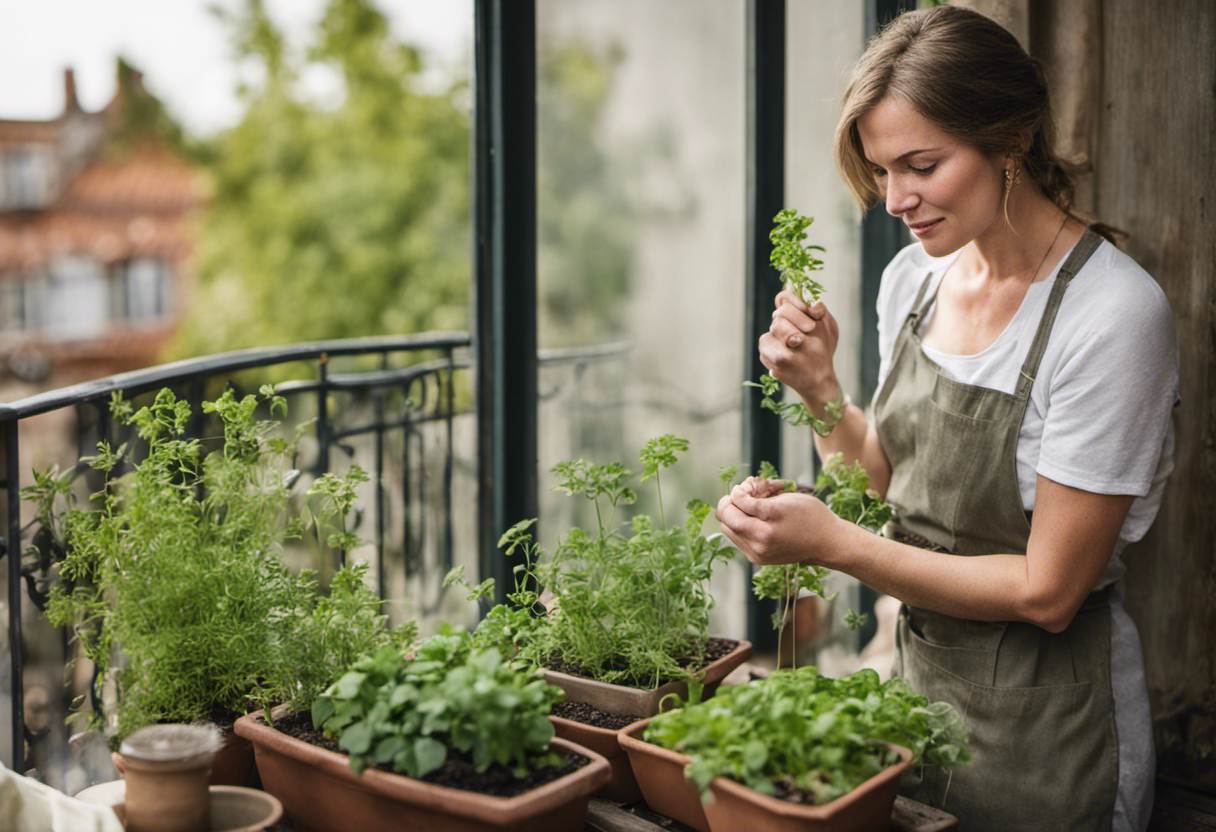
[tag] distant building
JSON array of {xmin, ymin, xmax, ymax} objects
[{"xmin": 0, "ymin": 62, "xmax": 201, "ymax": 390}]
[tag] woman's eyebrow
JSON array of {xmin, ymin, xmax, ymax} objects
[{"xmin": 866, "ymin": 147, "xmax": 943, "ymax": 165}]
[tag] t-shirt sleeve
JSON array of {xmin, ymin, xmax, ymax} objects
[
  {"xmin": 1036, "ymin": 275, "xmax": 1179, "ymax": 496},
  {"xmin": 874, "ymin": 243, "xmax": 923, "ymax": 395}
]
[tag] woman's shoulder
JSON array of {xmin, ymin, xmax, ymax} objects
[{"xmin": 1064, "ymin": 237, "xmax": 1174, "ymax": 333}]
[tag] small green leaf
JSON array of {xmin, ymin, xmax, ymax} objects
[{"xmin": 413, "ymin": 737, "xmax": 447, "ymax": 776}]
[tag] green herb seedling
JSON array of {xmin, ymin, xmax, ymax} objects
[{"xmin": 744, "ymin": 209, "xmax": 844, "ymax": 436}]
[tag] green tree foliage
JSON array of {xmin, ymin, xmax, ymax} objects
[{"xmin": 174, "ymin": 0, "xmax": 470, "ymax": 355}]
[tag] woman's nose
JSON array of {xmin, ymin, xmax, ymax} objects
[{"xmin": 885, "ymin": 178, "xmax": 920, "ymax": 217}]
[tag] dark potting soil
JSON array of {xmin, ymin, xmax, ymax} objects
[
  {"xmin": 266, "ymin": 711, "xmax": 589, "ymax": 798},
  {"xmin": 544, "ymin": 637, "xmax": 738, "ymax": 689},
  {"xmin": 771, "ymin": 779, "xmax": 824, "ymax": 805},
  {"xmin": 550, "ymin": 700, "xmax": 642, "ymax": 730}
]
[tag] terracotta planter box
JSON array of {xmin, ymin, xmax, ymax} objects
[
  {"xmin": 620, "ymin": 720, "xmax": 913, "ymax": 832},
  {"xmin": 547, "ymin": 714, "xmax": 646, "ymax": 803},
  {"xmin": 541, "ymin": 639, "xmax": 752, "ymax": 717},
  {"xmin": 234, "ymin": 713, "xmax": 610, "ymax": 832},
  {"xmin": 211, "ymin": 728, "xmax": 256, "ymax": 786},
  {"xmin": 617, "ymin": 720, "xmax": 709, "ymax": 832},
  {"xmin": 703, "ymin": 744, "xmax": 913, "ymax": 832}
]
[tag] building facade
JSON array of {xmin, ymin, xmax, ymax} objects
[{"xmin": 0, "ymin": 64, "xmax": 200, "ymax": 392}]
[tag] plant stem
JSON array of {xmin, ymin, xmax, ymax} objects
[
  {"xmin": 656, "ymin": 472, "xmax": 666, "ymax": 529},
  {"xmin": 789, "ymin": 565, "xmax": 797, "ymax": 671}
]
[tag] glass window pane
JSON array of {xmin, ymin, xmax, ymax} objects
[
  {"xmin": 784, "ymin": 2, "xmax": 874, "ymax": 672},
  {"xmin": 45, "ymin": 255, "xmax": 107, "ymax": 338},
  {"xmin": 536, "ymin": 0, "xmax": 748, "ymax": 638}
]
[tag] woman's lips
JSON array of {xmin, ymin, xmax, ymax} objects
[{"xmin": 908, "ymin": 218, "xmax": 944, "ymax": 236}]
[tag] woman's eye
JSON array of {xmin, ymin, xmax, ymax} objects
[
  {"xmin": 909, "ymin": 163, "xmax": 937, "ymax": 175},
  {"xmin": 871, "ymin": 167, "xmax": 887, "ymax": 178}
]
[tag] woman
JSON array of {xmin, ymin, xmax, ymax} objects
[{"xmin": 717, "ymin": 7, "xmax": 1177, "ymax": 832}]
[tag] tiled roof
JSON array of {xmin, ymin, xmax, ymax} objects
[{"xmin": 0, "ymin": 145, "xmax": 203, "ymax": 272}]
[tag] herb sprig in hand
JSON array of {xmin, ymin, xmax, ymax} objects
[{"xmin": 745, "ymin": 209, "xmax": 845, "ymax": 437}]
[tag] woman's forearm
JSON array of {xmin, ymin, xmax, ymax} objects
[{"xmin": 830, "ymin": 520, "xmax": 1049, "ymax": 628}]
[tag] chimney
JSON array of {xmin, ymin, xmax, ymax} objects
[{"xmin": 63, "ymin": 67, "xmax": 80, "ymax": 114}]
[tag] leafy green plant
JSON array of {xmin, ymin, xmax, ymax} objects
[
  {"xmin": 36, "ymin": 387, "xmax": 409, "ymax": 740},
  {"xmin": 644, "ymin": 666, "xmax": 969, "ymax": 804},
  {"xmin": 311, "ymin": 632, "xmax": 563, "ymax": 780},
  {"xmin": 458, "ymin": 436, "xmax": 735, "ymax": 689},
  {"xmin": 739, "ymin": 455, "xmax": 893, "ymax": 666},
  {"xmin": 744, "ymin": 209, "xmax": 845, "ymax": 436}
]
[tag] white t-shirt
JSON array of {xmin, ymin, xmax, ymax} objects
[
  {"xmin": 875, "ymin": 236, "xmax": 1176, "ymax": 832},
  {"xmin": 875, "ymin": 236, "xmax": 1179, "ymax": 586}
]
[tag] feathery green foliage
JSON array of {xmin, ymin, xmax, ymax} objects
[
  {"xmin": 744, "ymin": 209, "xmax": 845, "ymax": 436},
  {"xmin": 36, "ymin": 387, "xmax": 410, "ymax": 739},
  {"xmin": 457, "ymin": 436, "xmax": 735, "ymax": 689}
]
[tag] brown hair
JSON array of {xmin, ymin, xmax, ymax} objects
[{"xmin": 833, "ymin": 5, "xmax": 1122, "ymax": 243}]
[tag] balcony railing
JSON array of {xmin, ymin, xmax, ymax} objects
[{"xmin": 0, "ymin": 332, "xmax": 628, "ymax": 785}]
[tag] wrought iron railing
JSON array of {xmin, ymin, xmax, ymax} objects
[
  {"xmin": 0, "ymin": 333, "xmax": 639, "ymax": 782},
  {"xmin": 0, "ymin": 333, "xmax": 480, "ymax": 781}
]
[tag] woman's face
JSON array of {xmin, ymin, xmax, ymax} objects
[{"xmin": 856, "ymin": 95, "xmax": 1005, "ymax": 257}]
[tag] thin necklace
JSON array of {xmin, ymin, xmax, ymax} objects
[{"xmin": 1031, "ymin": 212, "xmax": 1070, "ymax": 283}]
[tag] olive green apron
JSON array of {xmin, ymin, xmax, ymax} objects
[{"xmin": 873, "ymin": 228, "xmax": 1118, "ymax": 831}]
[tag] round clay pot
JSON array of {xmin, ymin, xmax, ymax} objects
[{"xmin": 116, "ymin": 724, "xmax": 223, "ymax": 832}]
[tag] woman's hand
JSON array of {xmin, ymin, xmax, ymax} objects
[
  {"xmin": 759, "ymin": 290, "xmax": 841, "ymax": 405},
  {"xmin": 715, "ymin": 477, "xmax": 848, "ymax": 568}
]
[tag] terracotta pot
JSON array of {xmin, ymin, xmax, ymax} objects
[
  {"xmin": 113, "ymin": 726, "xmax": 256, "ymax": 788},
  {"xmin": 703, "ymin": 745, "xmax": 913, "ymax": 832},
  {"xmin": 547, "ymin": 714, "xmax": 646, "ymax": 803},
  {"xmin": 234, "ymin": 712, "xmax": 611, "ymax": 832},
  {"xmin": 116, "ymin": 724, "xmax": 222, "ymax": 832},
  {"xmin": 111, "ymin": 785, "xmax": 284, "ymax": 832},
  {"xmin": 616, "ymin": 720, "xmax": 708, "ymax": 832},
  {"xmin": 541, "ymin": 638, "xmax": 753, "ymax": 717},
  {"xmin": 210, "ymin": 728, "xmax": 256, "ymax": 787}
]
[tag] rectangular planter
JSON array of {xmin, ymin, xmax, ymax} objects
[
  {"xmin": 703, "ymin": 745, "xmax": 913, "ymax": 832},
  {"xmin": 616, "ymin": 720, "xmax": 709, "ymax": 832},
  {"xmin": 234, "ymin": 712, "xmax": 610, "ymax": 832},
  {"xmin": 547, "ymin": 714, "xmax": 647, "ymax": 803},
  {"xmin": 541, "ymin": 638, "xmax": 752, "ymax": 717}
]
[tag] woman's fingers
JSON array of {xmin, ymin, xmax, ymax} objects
[
  {"xmin": 775, "ymin": 290, "xmax": 829, "ymax": 320},
  {"xmin": 732, "ymin": 489, "xmax": 775, "ymax": 519},
  {"xmin": 716, "ymin": 498, "xmax": 769, "ymax": 555},
  {"xmin": 770, "ymin": 316, "xmax": 807, "ymax": 348},
  {"xmin": 757, "ymin": 332, "xmax": 790, "ymax": 374},
  {"xmin": 772, "ymin": 303, "xmax": 816, "ymax": 335},
  {"xmin": 774, "ymin": 288, "xmax": 808, "ymax": 312}
]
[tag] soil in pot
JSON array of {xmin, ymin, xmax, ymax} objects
[
  {"xmin": 236, "ymin": 711, "xmax": 611, "ymax": 832},
  {"xmin": 544, "ymin": 638, "xmax": 739, "ymax": 689},
  {"xmin": 548, "ymin": 702, "xmax": 646, "ymax": 803}
]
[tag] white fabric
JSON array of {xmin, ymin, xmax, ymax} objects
[
  {"xmin": 874, "ymin": 237, "xmax": 1176, "ymax": 832},
  {"xmin": 876, "ymin": 237, "xmax": 1179, "ymax": 586},
  {"xmin": 0, "ymin": 763, "xmax": 125, "ymax": 832}
]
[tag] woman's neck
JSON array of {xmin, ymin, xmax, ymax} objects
[{"xmin": 962, "ymin": 187, "xmax": 1072, "ymax": 285}]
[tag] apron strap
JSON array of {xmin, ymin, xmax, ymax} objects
[
  {"xmin": 1015, "ymin": 227, "xmax": 1104, "ymax": 397},
  {"xmin": 905, "ymin": 269, "xmax": 938, "ymax": 330}
]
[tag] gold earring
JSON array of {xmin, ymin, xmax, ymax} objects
[{"xmin": 1004, "ymin": 163, "xmax": 1022, "ymax": 191}]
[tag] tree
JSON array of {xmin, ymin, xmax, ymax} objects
[{"xmin": 173, "ymin": 0, "xmax": 470, "ymax": 356}]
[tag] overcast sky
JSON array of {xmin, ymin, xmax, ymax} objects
[{"xmin": 0, "ymin": 0, "xmax": 472, "ymax": 136}]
